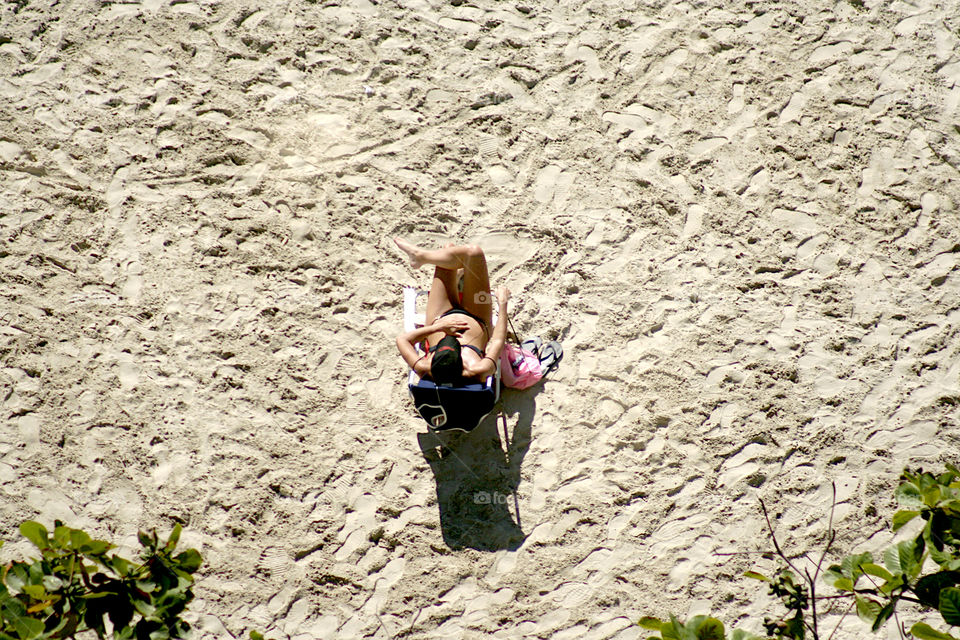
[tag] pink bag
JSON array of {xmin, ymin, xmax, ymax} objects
[{"xmin": 499, "ymin": 343, "xmax": 543, "ymax": 389}]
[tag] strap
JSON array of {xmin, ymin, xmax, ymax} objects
[
  {"xmin": 463, "ymin": 344, "xmax": 484, "ymax": 357},
  {"xmin": 507, "ymin": 313, "xmax": 522, "ymax": 348}
]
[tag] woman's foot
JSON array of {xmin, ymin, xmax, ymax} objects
[{"xmin": 394, "ymin": 237, "xmax": 425, "ymax": 269}]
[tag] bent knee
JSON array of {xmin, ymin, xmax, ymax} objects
[{"xmin": 463, "ymin": 244, "xmax": 484, "ymax": 258}]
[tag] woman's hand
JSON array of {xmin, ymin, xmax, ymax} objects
[
  {"xmin": 495, "ymin": 285, "xmax": 511, "ymax": 306},
  {"xmin": 433, "ymin": 315, "xmax": 470, "ymax": 335}
]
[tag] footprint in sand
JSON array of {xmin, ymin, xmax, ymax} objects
[
  {"xmin": 34, "ymin": 107, "xmax": 74, "ymax": 136},
  {"xmin": 18, "ymin": 414, "xmax": 41, "ymax": 452},
  {"xmin": 532, "ymin": 164, "xmax": 576, "ymax": 211},
  {"xmin": 256, "ymin": 546, "xmax": 292, "ymax": 579},
  {"xmin": 122, "ymin": 267, "xmax": 143, "ymax": 305},
  {"xmin": 477, "ymin": 135, "xmax": 499, "ymax": 161},
  {"xmin": 224, "ymin": 127, "xmax": 271, "ymax": 151},
  {"xmin": 485, "ymin": 198, "xmax": 511, "ymax": 216},
  {"xmin": 478, "ymin": 136, "xmax": 514, "ymax": 186},
  {"xmin": 779, "ymin": 91, "xmax": 806, "ymax": 124},
  {"xmin": 809, "ymin": 41, "xmax": 853, "ymax": 65},
  {"xmin": 728, "ymin": 83, "xmax": 745, "ymax": 114},
  {"xmin": 552, "ymin": 581, "xmax": 594, "ymax": 608},
  {"xmin": 117, "ymin": 358, "xmax": 139, "ymax": 391},
  {"xmin": 866, "ymin": 419, "xmax": 940, "ymax": 458},
  {"xmin": 334, "ymin": 493, "xmax": 378, "ymax": 561},
  {"xmin": 477, "ymin": 231, "xmax": 539, "ymax": 276},
  {"xmin": 619, "ymin": 26, "xmax": 662, "ymax": 72},
  {"xmin": 655, "ymin": 48, "xmax": 689, "ymax": 83},
  {"xmin": 90, "ymin": 486, "xmax": 143, "ymax": 522},
  {"xmin": 681, "ymin": 204, "xmax": 705, "ymax": 239},
  {"xmin": 67, "ymin": 286, "xmax": 121, "ymax": 307},
  {"xmin": 27, "ymin": 488, "xmax": 77, "ymax": 525},
  {"xmin": 717, "ymin": 442, "xmax": 768, "ymax": 487},
  {"xmin": 566, "ymin": 44, "xmax": 605, "ymax": 80}
]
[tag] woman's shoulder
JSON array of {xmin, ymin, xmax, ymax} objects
[{"xmin": 413, "ymin": 357, "xmax": 431, "ymax": 377}]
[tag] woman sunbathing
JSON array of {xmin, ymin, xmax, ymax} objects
[{"xmin": 394, "ymin": 239, "xmax": 510, "ymax": 384}]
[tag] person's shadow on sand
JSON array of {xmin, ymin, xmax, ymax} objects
[{"xmin": 417, "ymin": 388, "xmax": 537, "ymax": 551}]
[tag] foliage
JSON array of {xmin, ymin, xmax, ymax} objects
[
  {"xmin": 638, "ymin": 614, "xmax": 764, "ymax": 639},
  {"xmin": 0, "ymin": 520, "xmax": 202, "ymax": 640},
  {"xmin": 639, "ymin": 466, "xmax": 960, "ymax": 640}
]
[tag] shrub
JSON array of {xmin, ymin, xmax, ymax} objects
[
  {"xmin": 640, "ymin": 466, "xmax": 960, "ymax": 640},
  {"xmin": 0, "ymin": 521, "xmax": 201, "ymax": 640}
]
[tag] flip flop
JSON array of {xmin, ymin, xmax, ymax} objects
[
  {"xmin": 521, "ymin": 337, "xmax": 542, "ymax": 357},
  {"xmin": 538, "ymin": 341, "xmax": 563, "ymax": 376}
]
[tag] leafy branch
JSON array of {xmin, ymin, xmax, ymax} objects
[
  {"xmin": 0, "ymin": 521, "xmax": 202, "ymax": 640},
  {"xmin": 639, "ymin": 466, "xmax": 960, "ymax": 640}
]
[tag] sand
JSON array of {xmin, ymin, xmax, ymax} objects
[{"xmin": 2, "ymin": 0, "xmax": 960, "ymax": 637}]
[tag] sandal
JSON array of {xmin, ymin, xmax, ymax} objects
[
  {"xmin": 521, "ymin": 337, "xmax": 542, "ymax": 358},
  {"xmin": 538, "ymin": 341, "xmax": 563, "ymax": 376}
]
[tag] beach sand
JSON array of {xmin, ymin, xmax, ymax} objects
[{"xmin": 2, "ymin": 0, "xmax": 959, "ymax": 637}]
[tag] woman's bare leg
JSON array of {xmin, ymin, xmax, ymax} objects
[
  {"xmin": 394, "ymin": 237, "xmax": 474, "ymax": 270},
  {"xmin": 425, "ymin": 267, "xmax": 458, "ymax": 325},
  {"xmin": 394, "ymin": 238, "xmax": 492, "ymax": 325},
  {"xmin": 457, "ymin": 245, "xmax": 493, "ymax": 327}
]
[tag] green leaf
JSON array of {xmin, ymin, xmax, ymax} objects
[
  {"xmin": 172, "ymin": 549, "xmax": 202, "ymax": 573},
  {"xmin": 855, "ymin": 596, "xmax": 880, "ymax": 623},
  {"xmin": 132, "ymin": 597, "xmax": 156, "ymax": 618},
  {"xmin": 638, "ymin": 617, "xmax": 664, "ymax": 631},
  {"xmin": 832, "ymin": 577, "xmax": 855, "ymax": 591},
  {"xmin": 166, "ymin": 524, "xmax": 182, "ymax": 552},
  {"xmin": 249, "ymin": 633, "xmax": 265, "ymax": 640},
  {"xmin": 823, "ymin": 566, "xmax": 845, "ymax": 587},
  {"xmin": 661, "ymin": 615, "xmax": 686, "ymax": 640},
  {"xmin": 885, "ymin": 540, "xmax": 921, "ymax": 578},
  {"xmin": 910, "ymin": 622, "xmax": 960, "ymax": 640},
  {"xmin": 924, "ymin": 486, "xmax": 944, "ymax": 507},
  {"xmin": 0, "ymin": 599, "xmax": 44, "ymax": 640},
  {"xmin": 730, "ymin": 632, "xmax": 764, "ymax": 640},
  {"xmin": 41, "ymin": 575, "xmax": 63, "ymax": 591},
  {"xmin": 743, "ymin": 571, "xmax": 769, "ymax": 582},
  {"xmin": 52, "ymin": 526, "xmax": 70, "ymax": 549},
  {"xmin": 137, "ymin": 530, "xmax": 154, "ymax": 550},
  {"xmin": 940, "ymin": 587, "xmax": 960, "ymax": 626},
  {"xmin": 691, "ymin": 617, "xmax": 724, "ymax": 640},
  {"xmin": 80, "ymin": 540, "xmax": 112, "ymax": 556},
  {"xmin": 880, "ymin": 573, "xmax": 906, "ymax": 595},
  {"xmin": 860, "ymin": 563, "xmax": 893, "ymax": 582},
  {"xmin": 842, "ymin": 552, "xmax": 872, "ymax": 580},
  {"xmin": 942, "ymin": 500, "xmax": 960, "ymax": 514},
  {"xmin": 68, "ymin": 529, "xmax": 92, "ymax": 551},
  {"xmin": 113, "ymin": 628, "xmax": 136, "ymax": 640},
  {"xmin": 930, "ymin": 545, "xmax": 957, "ymax": 568},
  {"xmin": 915, "ymin": 572, "xmax": 960, "ymax": 608},
  {"xmin": 106, "ymin": 555, "xmax": 132, "ymax": 577},
  {"xmin": 20, "ymin": 585, "xmax": 45, "ymax": 600},
  {"xmin": 17, "ymin": 523, "xmax": 48, "ymax": 551},
  {"xmin": 897, "ymin": 482, "xmax": 924, "ymax": 508},
  {"xmin": 871, "ymin": 600, "xmax": 896, "ymax": 632},
  {"xmin": 135, "ymin": 580, "xmax": 156, "ymax": 593},
  {"xmin": 892, "ymin": 510, "xmax": 921, "ymax": 531}
]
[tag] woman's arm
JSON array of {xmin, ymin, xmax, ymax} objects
[
  {"xmin": 396, "ymin": 316, "xmax": 469, "ymax": 371},
  {"xmin": 465, "ymin": 286, "xmax": 510, "ymax": 379}
]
